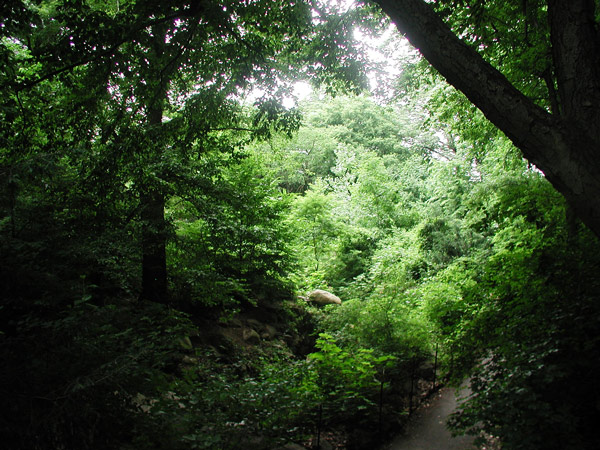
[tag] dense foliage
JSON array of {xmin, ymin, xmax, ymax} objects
[
  {"xmin": 267, "ymin": 92, "xmax": 600, "ymax": 449},
  {"xmin": 0, "ymin": 1, "xmax": 374, "ymax": 448},
  {"xmin": 2, "ymin": 1, "xmax": 600, "ymax": 449}
]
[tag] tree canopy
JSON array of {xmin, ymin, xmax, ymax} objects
[{"xmin": 372, "ymin": 0, "xmax": 600, "ymax": 237}]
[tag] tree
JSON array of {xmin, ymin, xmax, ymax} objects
[
  {"xmin": 1, "ymin": 0, "xmax": 373, "ymax": 303},
  {"xmin": 0, "ymin": 3, "xmax": 378, "ymax": 447},
  {"xmin": 371, "ymin": 0, "xmax": 600, "ymax": 237},
  {"xmin": 288, "ymin": 184, "xmax": 340, "ymax": 275},
  {"xmin": 169, "ymin": 152, "xmax": 294, "ymax": 308},
  {"xmin": 441, "ymin": 171, "xmax": 600, "ymax": 450}
]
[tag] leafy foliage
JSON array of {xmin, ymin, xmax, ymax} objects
[
  {"xmin": 280, "ymin": 85, "xmax": 600, "ymax": 449},
  {"xmin": 0, "ymin": 297, "xmax": 195, "ymax": 449},
  {"xmin": 307, "ymin": 333, "xmax": 395, "ymax": 419},
  {"xmin": 168, "ymin": 152, "xmax": 294, "ymax": 310},
  {"xmin": 0, "ymin": 1, "xmax": 378, "ymax": 448},
  {"xmin": 2, "ymin": 1, "xmax": 600, "ymax": 448}
]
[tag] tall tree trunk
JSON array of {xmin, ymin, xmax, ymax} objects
[
  {"xmin": 140, "ymin": 189, "xmax": 168, "ymax": 302},
  {"xmin": 371, "ymin": 0, "xmax": 600, "ymax": 237},
  {"xmin": 138, "ymin": 22, "xmax": 174, "ymax": 303},
  {"xmin": 140, "ymin": 104, "xmax": 168, "ymax": 303},
  {"xmin": 548, "ymin": 0, "xmax": 600, "ymax": 131}
]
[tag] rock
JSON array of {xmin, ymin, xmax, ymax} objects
[
  {"xmin": 132, "ymin": 393, "xmax": 155, "ymax": 413},
  {"xmin": 308, "ymin": 289, "xmax": 342, "ymax": 306},
  {"xmin": 317, "ymin": 440, "xmax": 333, "ymax": 450},
  {"xmin": 242, "ymin": 327, "xmax": 261, "ymax": 344},
  {"xmin": 181, "ymin": 355, "xmax": 198, "ymax": 365},
  {"xmin": 277, "ymin": 443, "xmax": 307, "ymax": 450},
  {"xmin": 263, "ymin": 324, "xmax": 278, "ymax": 339},
  {"xmin": 223, "ymin": 317, "xmax": 243, "ymax": 328},
  {"xmin": 247, "ymin": 318, "xmax": 263, "ymax": 330},
  {"xmin": 246, "ymin": 435, "xmax": 266, "ymax": 447}
]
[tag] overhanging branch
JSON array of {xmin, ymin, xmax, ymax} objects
[{"xmin": 371, "ymin": 0, "xmax": 600, "ymax": 235}]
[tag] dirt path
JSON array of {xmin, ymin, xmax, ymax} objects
[{"xmin": 381, "ymin": 386, "xmax": 475, "ymax": 450}]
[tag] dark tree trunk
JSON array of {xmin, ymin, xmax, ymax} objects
[
  {"xmin": 140, "ymin": 188, "xmax": 168, "ymax": 303},
  {"xmin": 372, "ymin": 0, "xmax": 600, "ymax": 237},
  {"xmin": 548, "ymin": 0, "xmax": 600, "ymax": 129},
  {"xmin": 139, "ymin": 103, "xmax": 168, "ymax": 303},
  {"xmin": 138, "ymin": 22, "xmax": 173, "ymax": 303}
]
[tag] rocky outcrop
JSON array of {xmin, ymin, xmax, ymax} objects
[
  {"xmin": 242, "ymin": 327, "xmax": 261, "ymax": 344},
  {"xmin": 307, "ymin": 289, "xmax": 342, "ymax": 306},
  {"xmin": 180, "ymin": 296, "xmax": 318, "ymax": 361}
]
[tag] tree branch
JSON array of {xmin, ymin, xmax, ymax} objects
[
  {"xmin": 9, "ymin": 11, "xmax": 199, "ymax": 93},
  {"xmin": 371, "ymin": 0, "xmax": 600, "ymax": 235}
]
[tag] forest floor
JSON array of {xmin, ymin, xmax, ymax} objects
[{"xmin": 379, "ymin": 384, "xmax": 476, "ymax": 450}]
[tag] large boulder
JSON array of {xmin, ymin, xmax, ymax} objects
[{"xmin": 308, "ymin": 289, "xmax": 342, "ymax": 306}]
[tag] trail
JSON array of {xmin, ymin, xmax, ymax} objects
[{"xmin": 381, "ymin": 385, "xmax": 475, "ymax": 450}]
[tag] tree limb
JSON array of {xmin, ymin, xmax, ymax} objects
[{"xmin": 371, "ymin": 0, "xmax": 600, "ymax": 236}]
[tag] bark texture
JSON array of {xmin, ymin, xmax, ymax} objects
[
  {"xmin": 140, "ymin": 102, "xmax": 168, "ymax": 303},
  {"xmin": 140, "ymin": 188, "xmax": 168, "ymax": 303},
  {"xmin": 372, "ymin": 0, "xmax": 600, "ymax": 236},
  {"xmin": 139, "ymin": 26, "xmax": 171, "ymax": 303},
  {"xmin": 548, "ymin": 0, "xmax": 600, "ymax": 128}
]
